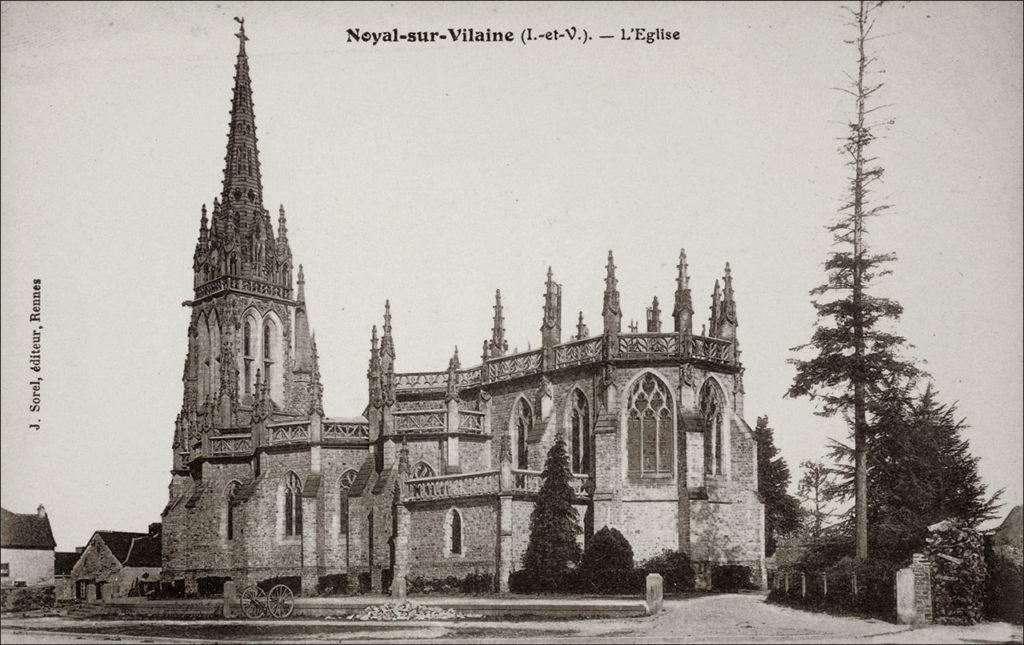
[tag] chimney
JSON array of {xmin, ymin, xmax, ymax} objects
[
  {"xmin": 75, "ymin": 546, "xmax": 85, "ymax": 554},
  {"xmin": 36, "ymin": 504, "xmax": 46, "ymax": 518}
]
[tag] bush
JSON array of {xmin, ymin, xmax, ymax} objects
[
  {"xmin": 711, "ymin": 565, "xmax": 754, "ymax": 591},
  {"xmin": 153, "ymin": 579, "xmax": 185, "ymax": 599},
  {"xmin": 986, "ymin": 551, "xmax": 1023, "ymax": 625},
  {"xmin": 641, "ymin": 550, "xmax": 695, "ymax": 593},
  {"xmin": 580, "ymin": 526, "xmax": 634, "ymax": 573},
  {"xmin": 0, "ymin": 586, "xmax": 54, "ymax": 613},
  {"xmin": 580, "ymin": 567, "xmax": 646, "ymax": 595},
  {"xmin": 357, "ymin": 572, "xmax": 372, "ymax": 594},
  {"xmin": 508, "ymin": 569, "xmax": 535, "ymax": 594}
]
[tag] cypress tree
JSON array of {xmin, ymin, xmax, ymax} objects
[
  {"xmin": 522, "ymin": 435, "xmax": 582, "ymax": 591},
  {"xmin": 753, "ymin": 416, "xmax": 803, "ymax": 556}
]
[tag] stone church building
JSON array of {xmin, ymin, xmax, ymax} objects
[{"xmin": 161, "ymin": 23, "xmax": 766, "ymax": 595}]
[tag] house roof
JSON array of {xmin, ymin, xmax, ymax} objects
[
  {"xmin": 0, "ymin": 507, "xmax": 56, "ymax": 550},
  {"xmin": 92, "ymin": 531, "xmax": 147, "ymax": 562},
  {"xmin": 122, "ymin": 533, "xmax": 161, "ymax": 568},
  {"xmin": 54, "ymin": 551, "xmax": 81, "ymax": 576},
  {"xmin": 993, "ymin": 505, "xmax": 1022, "ymax": 549}
]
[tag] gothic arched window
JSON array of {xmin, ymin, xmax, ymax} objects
[
  {"xmin": 226, "ymin": 481, "xmax": 240, "ymax": 540},
  {"xmin": 262, "ymin": 321, "xmax": 273, "ymax": 390},
  {"xmin": 449, "ymin": 509, "xmax": 463, "ymax": 555},
  {"xmin": 699, "ymin": 380, "xmax": 725, "ymax": 476},
  {"xmin": 513, "ymin": 399, "xmax": 532, "ymax": 469},
  {"xmin": 243, "ymin": 320, "xmax": 254, "ymax": 394},
  {"xmin": 570, "ymin": 390, "xmax": 591, "ymax": 474},
  {"xmin": 413, "ymin": 462, "xmax": 436, "ymax": 479},
  {"xmin": 339, "ymin": 469, "xmax": 357, "ymax": 536},
  {"xmin": 626, "ymin": 373, "xmax": 673, "ymax": 476},
  {"xmin": 284, "ymin": 472, "xmax": 303, "ymax": 537}
]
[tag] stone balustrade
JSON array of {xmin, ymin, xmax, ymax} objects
[
  {"xmin": 207, "ymin": 433, "xmax": 253, "ymax": 457},
  {"xmin": 322, "ymin": 419, "xmax": 369, "ymax": 441},
  {"xmin": 393, "ymin": 333, "xmax": 736, "ymax": 394},
  {"xmin": 458, "ymin": 410, "xmax": 485, "ymax": 433},
  {"xmin": 394, "ymin": 410, "xmax": 446, "ymax": 433},
  {"xmin": 404, "ymin": 470, "xmax": 500, "ymax": 502},
  {"xmin": 194, "ymin": 275, "xmax": 292, "ymax": 302},
  {"xmin": 266, "ymin": 421, "xmax": 311, "ymax": 446}
]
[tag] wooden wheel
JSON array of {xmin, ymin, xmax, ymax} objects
[
  {"xmin": 267, "ymin": 584, "xmax": 295, "ymax": 618},
  {"xmin": 240, "ymin": 585, "xmax": 268, "ymax": 619}
]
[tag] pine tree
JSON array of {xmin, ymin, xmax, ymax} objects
[
  {"xmin": 797, "ymin": 458, "xmax": 839, "ymax": 544},
  {"xmin": 786, "ymin": 0, "xmax": 919, "ymax": 559},
  {"xmin": 522, "ymin": 435, "xmax": 582, "ymax": 591},
  {"xmin": 753, "ymin": 416, "xmax": 802, "ymax": 556},
  {"xmin": 827, "ymin": 380, "xmax": 1002, "ymax": 562}
]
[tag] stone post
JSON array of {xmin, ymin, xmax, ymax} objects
[
  {"xmin": 393, "ymin": 504, "xmax": 410, "ymax": 600},
  {"xmin": 800, "ymin": 573, "xmax": 806, "ymax": 598},
  {"xmin": 222, "ymin": 580, "xmax": 238, "ymax": 618},
  {"xmin": 645, "ymin": 573, "xmax": 664, "ymax": 615},
  {"xmin": 912, "ymin": 553, "xmax": 933, "ymax": 624}
]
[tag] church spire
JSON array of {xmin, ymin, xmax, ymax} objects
[
  {"xmin": 221, "ymin": 17, "xmax": 264, "ymax": 212},
  {"xmin": 292, "ymin": 264, "xmax": 314, "ymax": 373},
  {"xmin": 709, "ymin": 279, "xmax": 722, "ymax": 337},
  {"xmin": 717, "ymin": 262, "xmax": 738, "ymax": 341},
  {"xmin": 602, "ymin": 250, "xmax": 622, "ymax": 334},
  {"xmin": 489, "ymin": 289, "xmax": 507, "ymax": 358},
  {"xmin": 673, "ymin": 248, "xmax": 694, "ymax": 335},
  {"xmin": 380, "ymin": 300, "xmax": 395, "ymax": 368}
]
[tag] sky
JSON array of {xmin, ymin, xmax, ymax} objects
[{"xmin": 1, "ymin": 1, "xmax": 1021, "ymax": 551}]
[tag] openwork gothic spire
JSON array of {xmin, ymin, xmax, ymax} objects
[
  {"xmin": 602, "ymin": 250, "xmax": 622, "ymax": 334},
  {"xmin": 221, "ymin": 17, "xmax": 263, "ymax": 210},
  {"xmin": 489, "ymin": 289, "xmax": 508, "ymax": 358},
  {"xmin": 541, "ymin": 267, "xmax": 562, "ymax": 347},
  {"xmin": 673, "ymin": 248, "xmax": 694, "ymax": 335},
  {"xmin": 709, "ymin": 279, "xmax": 722, "ymax": 337},
  {"xmin": 380, "ymin": 300, "xmax": 395, "ymax": 365}
]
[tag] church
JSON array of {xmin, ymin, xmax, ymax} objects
[{"xmin": 160, "ymin": 22, "xmax": 766, "ymax": 596}]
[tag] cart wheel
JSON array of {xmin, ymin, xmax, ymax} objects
[
  {"xmin": 267, "ymin": 583, "xmax": 295, "ymax": 618},
  {"xmin": 240, "ymin": 585, "xmax": 268, "ymax": 619}
]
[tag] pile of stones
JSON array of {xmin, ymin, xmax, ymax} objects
[{"xmin": 341, "ymin": 601, "xmax": 482, "ymax": 621}]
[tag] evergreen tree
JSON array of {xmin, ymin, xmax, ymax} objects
[
  {"xmin": 797, "ymin": 458, "xmax": 839, "ymax": 544},
  {"xmin": 827, "ymin": 380, "xmax": 1002, "ymax": 562},
  {"xmin": 753, "ymin": 416, "xmax": 802, "ymax": 556},
  {"xmin": 522, "ymin": 435, "xmax": 582, "ymax": 591},
  {"xmin": 786, "ymin": 0, "xmax": 919, "ymax": 559}
]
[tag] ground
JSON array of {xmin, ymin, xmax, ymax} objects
[{"xmin": 1, "ymin": 593, "xmax": 1021, "ymax": 643}]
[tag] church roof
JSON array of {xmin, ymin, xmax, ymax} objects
[{"xmin": 0, "ymin": 506, "xmax": 56, "ymax": 550}]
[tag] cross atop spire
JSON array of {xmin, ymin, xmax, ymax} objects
[{"xmin": 234, "ymin": 17, "xmax": 248, "ymax": 46}]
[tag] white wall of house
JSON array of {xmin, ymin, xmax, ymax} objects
[{"xmin": 0, "ymin": 548, "xmax": 54, "ymax": 586}]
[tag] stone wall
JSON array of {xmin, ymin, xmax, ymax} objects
[{"xmin": 407, "ymin": 500, "xmax": 498, "ymax": 578}]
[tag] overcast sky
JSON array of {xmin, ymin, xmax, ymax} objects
[{"xmin": 2, "ymin": 1, "xmax": 1021, "ymax": 550}]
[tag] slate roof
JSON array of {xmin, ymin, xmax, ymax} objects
[
  {"xmin": 0, "ymin": 507, "xmax": 56, "ymax": 550},
  {"xmin": 54, "ymin": 551, "xmax": 81, "ymax": 576},
  {"xmin": 93, "ymin": 531, "xmax": 147, "ymax": 562},
  {"xmin": 123, "ymin": 533, "xmax": 162, "ymax": 568}
]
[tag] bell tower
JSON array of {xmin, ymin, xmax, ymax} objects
[{"xmin": 174, "ymin": 20, "xmax": 313, "ymax": 473}]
